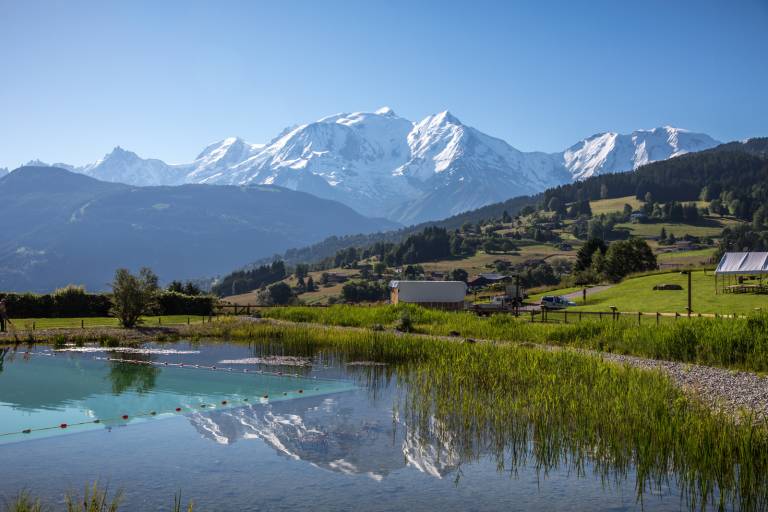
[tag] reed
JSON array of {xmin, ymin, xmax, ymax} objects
[
  {"xmin": 259, "ymin": 305, "xmax": 768, "ymax": 372},
  {"xmin": 186, "ymin": 319, "xmax": 768, "ymax": 510},
  {"xmin": 3, "ymin": 491, "xmax": 44, "ymax": 512}
]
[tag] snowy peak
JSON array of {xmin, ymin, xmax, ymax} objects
[
  {"xmin": 562, "ymin": 126, "xmax": 719, "ymax": 180},
  {"xmin": 33, "ymin": 111, "xmax": 722, "ymax": 223},
  {"xmin": 188, "ymin": 137, "xmax": 264, "ymax": 183}
]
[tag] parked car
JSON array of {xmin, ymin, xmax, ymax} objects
[{"xmin": 540, "ymin": 295, "xmax": 576, "ymax": 310}]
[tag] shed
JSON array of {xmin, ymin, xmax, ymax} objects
[
  {"xmin": 389, "ymin": 280, "xmax": 467, "ymax": 310},
  {"xmin": 714, "ymin": 252, "xmax": 768, "ymax": 294}
]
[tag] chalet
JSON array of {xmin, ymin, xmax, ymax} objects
[
  {"xmin": 389, "ymin": 280, "xmax": 467, "ymax": 310},
  {"xmin": 322, "ymin": 272, "xmax": 349, "ymax": 284},
  {"xmin": 467, "ymin": 273, "xmax": 511, "ymax": 288}
]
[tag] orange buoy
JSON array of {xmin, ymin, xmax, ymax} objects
[
  {"xmin": 175, "ymin": 407, "xmax": 182, "ymax": 412},
  {"xmin": 60, "ymin": 423, "xmax": 68, "ymax": 429},
  {"xmin": 122, "ymin": 415, "xmax": 129, "ymax": 420}
]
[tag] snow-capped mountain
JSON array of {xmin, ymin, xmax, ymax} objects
[
  {"xmin": 562, "ymin": 126, "xmax": 720, "ymax": 180},
  {"xmin": 72, "ymin": 146, "xmax": 187, "ymax": 186},
  {"xmin": 31, "ymin": 109, "xmax": 720, "ymax": 223}
]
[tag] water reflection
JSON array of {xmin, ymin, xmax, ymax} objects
[
  {"xmin": 187, "ymin": 390, "xmax": 461, "ymax": 481},
  {"xmin": 108, "ymin": 355, "xmax": 159, "ymax": 394}
]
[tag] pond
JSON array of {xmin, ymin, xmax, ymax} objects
[{"xmin": 0, "ymin": 341, "xmax": 736, "ymax": 511}]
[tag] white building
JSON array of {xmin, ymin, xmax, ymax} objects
[{"xmin": 389, "ymin": 280, "xmax": 467, "ymax": 310}]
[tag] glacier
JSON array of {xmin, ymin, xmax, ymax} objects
[{"xmin": 29, "ymin": 109, "xmax": 720, "ymax": 224}]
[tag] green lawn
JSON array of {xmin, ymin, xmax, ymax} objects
[
  {"xmin": 7, "ymin": 315, "xmax": 207, "ymax": 330},
  {"xmin": 563, "ymin": 271, "xmax": 768, "ymax": 314}
]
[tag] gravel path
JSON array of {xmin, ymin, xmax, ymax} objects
[{"xmin": 596, "ymin": 352, "xmax": 768, "ymax": 422}]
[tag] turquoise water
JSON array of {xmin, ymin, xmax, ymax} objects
[
  {"xmin": 0, "ymin": 349, "xmax": 353, "ymax": 444},
  {"xmin": 0, "ymin": 342, "xmax": 714, "ymax": 510}
]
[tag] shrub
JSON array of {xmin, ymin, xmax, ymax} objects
[
  {"xmin": 155, "ymin": 291, "xmax": 215, "ymax": 316},
  {"xmin": 110, "ymin": 268, "xmax": 158, "ymax": 328}
]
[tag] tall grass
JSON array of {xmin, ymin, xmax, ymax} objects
[
  {"xmin": 3, "ymin": 491, "xmax": 44, "ymax": 512},
  {"xmin": 259, "ymin": 305, "xmax": 768, "ymax": 372},
  {"xmin": 186, "ymin": 320, "xmax": 768, "ymax": 510},
  {"xmin": 2, "ymin": 485, "xmax": 193, "ymax": 512}
]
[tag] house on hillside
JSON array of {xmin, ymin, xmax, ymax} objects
[
  {"xmin": 715, "ymin": 252, "xmax": 768, "ymax": 294},
  {"xmin": 467, "ymin": 273, "xmax": 510, "ymax": 288},
  {"xmin": 389, "ymin": 280, "xmax": 467, "ymax": 310}
]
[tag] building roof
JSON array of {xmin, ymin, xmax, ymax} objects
[
  {"xmin": 715, "ymin": 252, "xmax": 768, "ymax": 275},
  {"xmin": 389, "ymin": 280, "xmax": 467, "ymax": 303},
  {"xmin": 470, "ymin": 273, "xmax": 509, "ymax": 282}
]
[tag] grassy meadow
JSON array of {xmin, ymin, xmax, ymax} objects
[
  {"xmin": 615, "ymin": 217, "xmax": 742, "ymax": 238},
  {"xmin": 558, "ymin": 270, "xmax": 767, "ymax": 314},
  {"xmin": 588, "ymin": 195, "xmax": 643, "ymax": 215},
  {"xmin": 6, "ymin": 315, "xmax": 207, "ymax": 330}
]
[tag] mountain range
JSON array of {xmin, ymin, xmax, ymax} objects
[
  {"xmin": 32, "ymin": 108, "xmax": 719, "ymax": 224},
  {"xmin": 0, "ymin": 166, "xmax": 394, "ymax": 292}
]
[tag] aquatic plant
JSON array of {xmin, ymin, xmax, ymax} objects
[
  {"xmin": 3, "ymin": 490, "xmax": 45, "ymax": 512},
  {"xmin": 258, "ymin": 305, "xmax": 768, "ymax": 372},
  {"xmin": 1, "ymin": 487, "xmax": 192, "ymax": 512},
  {"xmin": 186, "ymin": 319, "xmax": 768, "ymax": 511},
  {"xmin": 65, "ymin": 483, "xmax": 122, "ymax": 512}
]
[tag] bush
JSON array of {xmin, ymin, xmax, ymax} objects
[
  {"xmin": 155, "ymin": 291, "xmax": 215, "ymax": 316},
  {"xmin": 0, "ymin": 290, "xmax": 110, "ymax": 318}
]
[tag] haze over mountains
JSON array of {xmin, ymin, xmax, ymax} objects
[
  {"xmin": 0, "ymin": 166, "xmax": 395, "ymax": 292},
  {"xmin": 33, "ymin": 108, "xmax": 719, "ymax": 224}
]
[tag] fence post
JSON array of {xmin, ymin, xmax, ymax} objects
[
  {"xmin": 638, "ymin": 311, "xmax": 641, "ymax": 325},
  {"xmin": 187, "ymin": 316, "xmax": 190, "ymax": 325},
  {"xmin": 564, "ymin": 310, "xmax": 568, "ymax": 323},
  {"xmin": 579, "ymin": 312, "xmax": 582, "ymax": 322},
  {"xmin": 656, "ymin": 312, "xmax": 660, "ymax": 326},
  {"xmin": 159, "ymin": 317, "xmax": 162, "ymax": 325},
  {"xmin": 33, "ymin": 321, "xmax": 36, "ymax": 331},
  {"xmin": 599, "ymin": 312, "xmax": 602, "ymax": 321},
  {"xmin": 81, "ymin": 319, "xmax": 84, "ymax": 329}
]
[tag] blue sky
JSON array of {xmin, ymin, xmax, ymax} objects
[{"xmin": 0, "ymin": 0, "xmax": 766, "ymax": 169}]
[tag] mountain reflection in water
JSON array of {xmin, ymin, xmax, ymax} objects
[{"xmin": 188, "ymin": 391, "xmax": 460, "ymax": 480}]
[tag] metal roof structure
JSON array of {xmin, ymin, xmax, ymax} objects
[{"xmin": 715, "ymin": 252, "xmax": 768, "ymax": 275}]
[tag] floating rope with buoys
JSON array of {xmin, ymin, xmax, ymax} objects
[
  {"xmin": 0, "ymin": 350, "xmax": 342, "ymax": 439},
  {"xmin": 10, "ymin": 349, "xmax": 343, "ymax": 383},
  {"xmin": 0, "ymin": 384, "xmax": 321, "ymax": 439}
]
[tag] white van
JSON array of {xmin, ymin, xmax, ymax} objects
[{"xmin": 540, "ymin": 296, "xmax": 576, "ymax": 310}]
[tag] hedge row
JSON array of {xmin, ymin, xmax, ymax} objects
[{"xmin": 0, "ymin": 290, "xmax": 215, "ymax": 318}]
